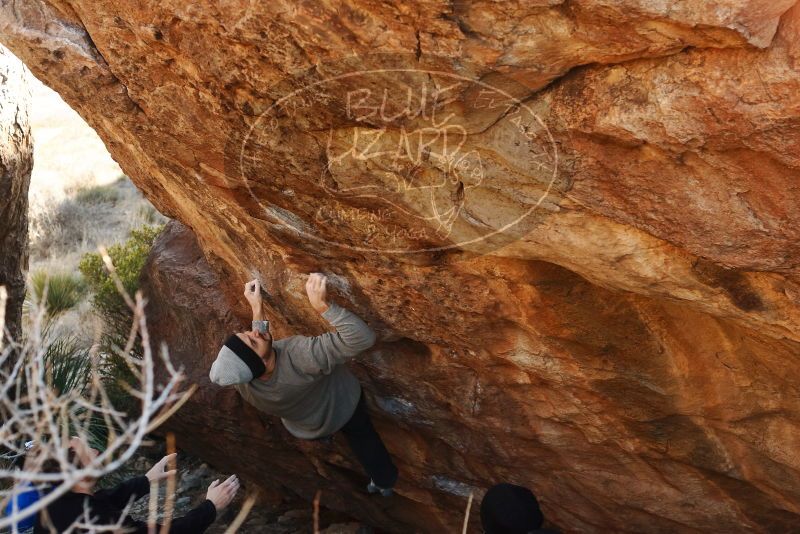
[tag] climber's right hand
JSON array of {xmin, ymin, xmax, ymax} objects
[
  {"xmin": 243, "ymin": 279, "xmax": 262, "ymax": 311},
  {"xmin": 306, "ymin": 273, "xmax": 329, "ymax": 314},
  {"xmin": 206, "ymin": 474, "xmax": 240, "ymax": 511}
]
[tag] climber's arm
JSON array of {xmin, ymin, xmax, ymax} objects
[
  {"xmin": 92, "ymin": 476, "xmax": 150, "ymax": 509},
  {"xmin": 243, "ymin": 279, "xmax": 266, "ymax": 322},
  {"xmin": 291, "ymin": 273, "xmax": 377, "ymax": 375}
]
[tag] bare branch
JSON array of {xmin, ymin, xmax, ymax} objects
[
  {"xmin": 224, "ymin": 494, "xmax": 256, "ymax": 534},
  {"xmin": 461, "ymin": 492, "xmax": 474, "ymax": 534},
  {"xmin": 159, "ymin": 433, "xmax": 177, "ymax": 534},
  {"xmin": 0, "ymin": 286, "xmax": 7, "ymax": 351},
  {"xmin": 0, "ymin": 253, "xmax": 191, "ymax": 531},
  {"xmin": 313, "ymin": 490, "xmax": 321, "ymax": 534}
]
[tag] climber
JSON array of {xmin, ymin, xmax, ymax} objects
[
  {"xmin": 33, "ymin": 436, "xmax": 239, "ymax": 533},
  {"xmin": 208, "ymin": 273, "xmax": 398, "ymax": 496}
]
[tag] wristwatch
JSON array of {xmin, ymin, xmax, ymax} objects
[{"xmin": 252, "ymin": 320, "xmax": 270, "ymax": 333}]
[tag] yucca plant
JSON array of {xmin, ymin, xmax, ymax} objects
[
  {"xmin": 0, "ymin": 250, "xmax": 192, "ymax": 530},
  {"xmin": 42, "ymin": 333, "xmax": 91, "ymax": 396},
  {"xmin": 26, "ymin": 271, "xmax": 87, "ymax": 317},
  {"xmin": 2, "ymin": 323, "xmax": 109, "ymax": 461},
  {"xmin": 46, "ymin": 340, "xmax": 109, "ymax": 448}
]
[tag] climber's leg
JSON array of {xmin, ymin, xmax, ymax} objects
[{"xmin": 339, "ymin": 391, "xmax": 398, "ymax": 490}]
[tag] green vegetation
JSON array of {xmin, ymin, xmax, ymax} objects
[
  {"xmin": 73, "ymin": 184, "xmax": 120, "ymax": 205},
  {"xmin": 13, "ymin": 223, "xmax": 162, "ymax": 453},
  {"xmin": 11, "ymin": 327, "xmax": 109, "ymax": 451},
  {"xmin": 42, "ymin": 332, "xmax": 92, "ymax": 396},
  {"xmin": 21, "ymin": 113, "xmax": 169, "ymax": 458},
  {"xmin": 27, "ymin": 270, "xmax": 87, "ymax": 316},
  {"xmin": 79, "ymin": 225, "xmax": 162, "ymax": 320},
  {"xmin": 43, "ymin": 334, "xmax": 109, "ymax": 448},
  {"xmin": 79, "ymin": 224, "xmax": 163, "ymax": 413}
]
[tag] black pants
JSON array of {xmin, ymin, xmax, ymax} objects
[{"xmin": 339, "ymin": 392, "xmax": 398, "ymax": 489}]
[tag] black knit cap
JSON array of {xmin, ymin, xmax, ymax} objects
[
  {"xmin": 223, "ymin": 334, "xmax": 267, "ymax": 379},
  {"xmin": 480, "ymin": 483, "xmax": 544, "ymax": 534}
]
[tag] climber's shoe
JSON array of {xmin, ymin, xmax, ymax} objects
[{"xmin": 367, "ymin": 479, "xmax": 393, "ymax": 497}]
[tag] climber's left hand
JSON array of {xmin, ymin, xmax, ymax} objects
[{"xmin": 244, "ymin": 279, "xmax": 263, "ymax": 311}]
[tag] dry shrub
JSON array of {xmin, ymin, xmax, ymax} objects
[
  {"xmin": 71, "ymin": 184, "xmax": 120, "ymax": 205},
  {"xmin": 0, "ymin": 254, "xmax": 194, "ymax": 532},
  {"xmin": 28, "ymin": 177, "xmax": 166, "ymax": 263}
]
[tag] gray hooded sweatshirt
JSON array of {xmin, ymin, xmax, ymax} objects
[{"xmin": 233, "ymin": 302, "xmax": 377, "ymax": 439}]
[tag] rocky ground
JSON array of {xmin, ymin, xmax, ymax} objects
[{"xmin": 111, "ymin": 438, "xmax": 368, "ymax": 533}]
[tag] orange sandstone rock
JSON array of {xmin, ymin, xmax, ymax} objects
[{"xmin": 3, "ymin": 1, "xmax": 800, "ymax": 531}]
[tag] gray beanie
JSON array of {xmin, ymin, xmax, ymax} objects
[
  {"xmin": 209, "ymin": 334, "xmax": 267, "ymax": 386},
  {"xmin": 209, "ymin": 346, "xmax": 253, "ymax": 386}
]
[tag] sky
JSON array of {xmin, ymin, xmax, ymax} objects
[{"xmin": 28, "ymin": 72, "xmax": 122, "ymax": 203}]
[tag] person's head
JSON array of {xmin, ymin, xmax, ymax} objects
[
  {"xmin": 234, "ymin": 330, "xmax": 272, "ymax": 361},
  {"xmin": 209, "ymin": 329, "xmax": 273, "ymax": 385},
  {"xmin": 41, "ymin": 437, "xmax": 99, "ymax": 491},
  {"xmin": 480, "ymin": 483, "xmax": 544, "ymax": 534}
]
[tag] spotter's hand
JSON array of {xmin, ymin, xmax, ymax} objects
[
  {"xmin": 206, "ymin": 474, "xmax": 240, "ymax": 512},
  {"xmin": 145, "ymin": 453, "xmax": 177, "ymax": 483}
]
